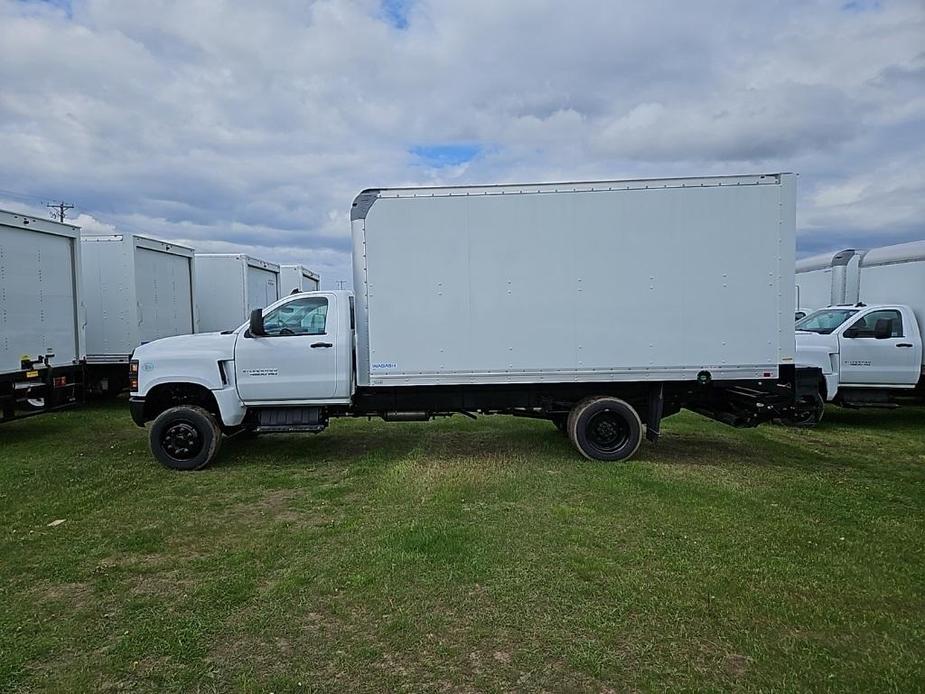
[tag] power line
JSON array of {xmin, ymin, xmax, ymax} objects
[{"xmin": 47, "ymin": 201, "xmax": 75, "ymax": 222}]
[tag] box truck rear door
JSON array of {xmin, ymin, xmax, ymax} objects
[{"xmin": 234, "ymin": 295, "xmax": 338, "ymax": 401}]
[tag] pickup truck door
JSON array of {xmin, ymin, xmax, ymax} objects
[
  {"xmin": 234, "ymin": 294, "xmax": 338, "ymax": 401},
  {"xmin": 838, "ymin": 308, "xmax": 922, "ymax": 386}
]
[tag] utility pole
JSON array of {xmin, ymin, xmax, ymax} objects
[{"xmin": 46, "ymin": 201, "xmax": 74, "ymax": 223}]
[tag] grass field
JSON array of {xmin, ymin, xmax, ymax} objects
[{"xmin": 1, "ymin": 402, "xmax": 923, "ymax": 692}]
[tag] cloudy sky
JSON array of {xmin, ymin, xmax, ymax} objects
[{"xmin": 1, "ymin": 0, "xmax": 923, "ymax": 286}]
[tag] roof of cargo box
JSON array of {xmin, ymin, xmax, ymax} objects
[
  {"xmin": 0, "ymin": 208, "xmax": 80, "ymax": 236},
  {"xmin": 280, "ymin": 263, "xmax": 320, "ymax": 280},
  {"xmin": 196, "ymin": 252, "xmax": 280, "ymax": 272},
  {"xmin": 795, "ymin": 248, "xmax": 857, "ymax": 273},
  {"xmin": 859, "ymin": 240, "xmax": 925, "ymax": 267},
  {"xmin": 82, "ymin": 233, "xmax": 194, "ymax": 257},
  {"xmin": 351, "ymin": 172, "xmax": 791, "ymax": 220}
]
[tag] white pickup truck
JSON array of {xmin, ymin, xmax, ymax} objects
[
  {"xmin": 795, "ymin": 304, "xmax": 924, "ymax": 411},
  {"xmin": 129, "ymin": 174, "xmax": 822, "ymax": 470}
]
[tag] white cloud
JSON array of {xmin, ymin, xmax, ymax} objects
[{"xmin": 0, "ymin": 0, "xmax": 923, "ymax": 280}]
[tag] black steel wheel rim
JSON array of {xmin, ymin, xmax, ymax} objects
[
  {"xmin": 161, "ymin": 421, "xmax": 204, "ymax": 461},
  {"xmin": 587, "ymin": 410, "xmax": 630, "ymax": 452}
]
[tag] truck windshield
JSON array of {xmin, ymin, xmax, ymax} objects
[{"xmin": 795, "ymin": 308, "xmax": 859, "ymax": 334}]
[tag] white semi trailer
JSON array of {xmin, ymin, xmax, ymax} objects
[
  {"xmin": 80, "ymin": 234, "xmax": 197, "ymax": 394},
  {"xmin": 0, "ymin": 209, "xmax": 84, "ymax": 421},
  {"xmin": 279, "ymin": 264, "xmax": 320, "ymax": 294},
  {"xmin": 795, "ymin": 240, "xmax": 925, "ymax": 410},
  {"xmin": 128, "ymin": 173, "xmax": 822, "ymax": 470},
  {"xmin": 194, "ymin": 254, "xmax": 280, "ymax": 333}
]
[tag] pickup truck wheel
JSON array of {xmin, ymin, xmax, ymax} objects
[
  {"xmin": 567, "ymin": 397, "xmax": 643, "ymax": 462},
  {"xmin": 150, "ymin": 405, "xmax": 222, "ymax": 471}
]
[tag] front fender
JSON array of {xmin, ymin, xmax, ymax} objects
[{"xmin": 796, "ymin": 345, "xmax": 839, "ymax": 401}]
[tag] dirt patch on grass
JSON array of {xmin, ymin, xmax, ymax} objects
[
  {"xmin": 31, "ymin": 580, "xmax": 94, "ymax": 605},
  {"xmin": 220, "ymin": 488, "xmax": 338, "ymax": 527}
]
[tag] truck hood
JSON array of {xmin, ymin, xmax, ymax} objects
[
  {"xmin": 795, "ymin": 331, "xmax": 838, "ymax": 350},
  {"xmin": 133, "ymin": 331, "xmax": 237, "ymax": 363}
]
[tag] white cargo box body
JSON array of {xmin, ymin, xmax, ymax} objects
[
  {"xmin": 81, "ymin": 234, "xmax": 196, "ymax": 362},
  {"xmin": 0, "ymin": 210, "xmax": 84, "ymax": 375},
  {"xmin": 857, "ymin": 241, "xmax": 925, "ymax": 367},
  {"xmin": 795, "ymin": 248, "xmax": 860, "ymax": 308},
  {"xmin": 279, "ymin": 264, "xmax": 320, "ymax": 293},
  {"xmin": 195, "ymin": 254, "xmax": 280, "ymax": 333},
  {"xmin": 351, "ymin": 173, "xmax": 796, "ymax": 387}
]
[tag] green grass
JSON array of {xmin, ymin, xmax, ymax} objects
[{"xmin": 1, "ymin": 402, "xmax": 923, "ymax": 692}]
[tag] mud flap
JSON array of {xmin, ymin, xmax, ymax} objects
[{"xmin": 646, "ymin": 383, "xmax": 663, "ymax": 443}]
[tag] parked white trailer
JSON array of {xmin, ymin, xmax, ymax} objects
[
  {"xmin": 0, "ymin": 209, "xmax": 84, "ymax": 421},
  {"xmin": 795, "ymin": 240, "xmax": 925, "ymax": 411},
  {"xmin": 194, "ymin": 254, "xmax": 280, "ymax": 333},
  {"xmin": 80, "ymin": 234, "xmax": 196, "ymax": 393},
  {"xmin": 279, "ymin": 264, "xmax": 320, "ymax": 294},
  {"xmin": 130, "ymin": 173, "xmax": 823, "ymax": 470}
]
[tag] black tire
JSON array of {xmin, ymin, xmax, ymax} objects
[
  {"xmin": 149, "ymin": 405, "xmax": 222, "ymax": 471},
  {"xmin": 551, "ymin": 414, "xmax": 568, "ymax": 435},
  {"xmin": 781, "ymin": 391, "xmax": 825, "ymax": 428},
  {"xmin": 567, "ymin": 396, "xmax": 643, "ymax": 462}
]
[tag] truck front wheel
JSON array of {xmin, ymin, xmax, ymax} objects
[
  {"xmin": 149, "ymin": 405, "xmax": 222, "ymax": 471},
  {"xmin": 567, "ymin": 397, "xmax": 643, "ymax": 462}
]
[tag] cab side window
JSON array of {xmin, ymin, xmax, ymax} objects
[
  {"xmin": 846, "ymin": 310, "xmax": 903, "ymax": 338},
  {"xmin": 262, "ymin": 297, "xmax": 328, "ymax": 336}
]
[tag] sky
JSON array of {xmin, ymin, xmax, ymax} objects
[{"xmin": 0, "ymin": 0, "xmax": 923, "ymax": 287}]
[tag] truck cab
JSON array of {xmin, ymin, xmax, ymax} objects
[
  {"xmin": 795, "ymin": 304, "xmax": 924, "ymax": 405},
  {"xmin": 233, "ymin": 290, "xmax": 354, "ymax": 404}
]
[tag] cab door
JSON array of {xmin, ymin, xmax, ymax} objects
[
  {"xmin": 838, "ymin": 308, "xmax": 921, "ymax": 386},
  {"xmin": 234, "ymin": 294, "xmax": 338, "ymax": 401}
]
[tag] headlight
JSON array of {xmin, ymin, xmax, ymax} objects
[{"xmin": 129, "ymin": 359, "xmax": 139, "ymax": 392}]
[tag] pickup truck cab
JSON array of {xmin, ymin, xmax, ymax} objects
[{"xmin": 795, "ymin": 304, "xmax": 925, "ymax": 408}]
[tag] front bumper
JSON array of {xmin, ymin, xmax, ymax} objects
[{"xmin": 129, "ymin": 396, "xmax": 146, "ymax": 427}]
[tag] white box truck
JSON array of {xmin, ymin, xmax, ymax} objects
[
  {"xmin": 795, "ymin": 248, "xmax": 859, "ymax": 318},
  {"xmin": 279, "ymin": 264, "xmax": 320, "ymax": 294},
  {"xmin": 795, "ymin": 240, "xmax": 925, "ymax": 410},
  {"xmin": 81, "ymin": 234, "xmax": 196, "ymax": 394},
  {"xmin": 128, "ymin": 173, "xmax": 822, "ymax": 470},
  {"xmin": 0, "ymin": 209, "xmax": 84, "ymax": 421},
  {"xmin": 194, "ymin": 254, "xmax": 280, "ymax": 333}
]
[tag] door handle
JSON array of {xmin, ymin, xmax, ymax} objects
[
  {"xmin": 896, "ymin": 343, "xmax": 913, "ymax": 348},
  {"xmin": 311, "ymin": 342, "xmax": 333, "ymax": 348}
]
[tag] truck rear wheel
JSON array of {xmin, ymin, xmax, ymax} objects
[
  {"xmin": 567, "ymin": 396, "xmax": 643, "ymax": 462},
  {"xmin": 149, "ymin": 405, "xmax": 222, "ymax": 471},
  {"xmin": 781, "ymin": 391, "xmax": 825, "ymax": 428}
]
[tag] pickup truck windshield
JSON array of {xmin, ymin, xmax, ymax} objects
[{"xmin": 795, "ymin": 308, "xmax": 859, "ymax": 334}]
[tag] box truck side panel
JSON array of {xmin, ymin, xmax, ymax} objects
[
  {"xmin": 81, "ymin": 237, "xmax": 138, "ymax": 357},
  {"xmin": 359, "ymin": 176, "xmax": 793, "ymax": 386},
  {"xmin": 245, "ymin": 266, "xmax": 278, "ymax": 315},
  {"xmin": 796, "ymin": 268, "xmax": 833, "ymax": 311},
  {"xmin": 858, "ymin": 260, "xmax": 925, "ymax": 365},
  {"xmin": 135, "ymin": 247, "xmax": 194, "ymax": 343},
  {"xmin": 1, "ymin": 225, "xmax": 81, "ymax": 372},
  {"xmin": 195, "ymin": 256, "xmax": 245, "ymax": 333}
]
